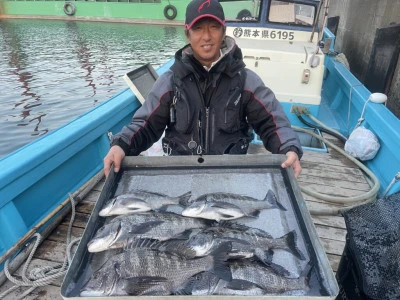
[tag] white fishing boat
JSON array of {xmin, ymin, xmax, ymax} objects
[{"xmin": 0, "ymin": 0, "xmax": 399, "ymax": 299}]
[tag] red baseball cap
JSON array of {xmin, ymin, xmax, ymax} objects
[{"xmin": 185, "ymin": 0, "xmax": 226, "ymax": 30}]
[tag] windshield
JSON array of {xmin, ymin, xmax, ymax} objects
[
  {"xmin": 268, "ymin": 0, "xmax": 316, "ymax": 26},
  {"xmin": 222, "ymin": 0, "xmax": 317, "ymax": 26},
  {"xmin": 221, "ymin": 0, "xmax": 261, "ymax": 22}
]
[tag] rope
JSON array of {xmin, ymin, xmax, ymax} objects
[{"xmin": 0, "ymin": 194, "xmax": 81, "ymax": 299}]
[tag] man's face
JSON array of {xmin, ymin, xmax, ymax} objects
[{"xmin": 186, "ymin": 18, "xmax": 225, "ymax": 68}]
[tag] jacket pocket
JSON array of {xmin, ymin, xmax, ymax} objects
[
  {"xmin": 218, "ymin": 87, "xmax": 242, "ymax": 133},
  {"xmin": 174, "ymin": 94, "xmax": 196, "ymax": 134}
]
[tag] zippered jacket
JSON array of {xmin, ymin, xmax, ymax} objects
[{"xmin": 111, "ymin": 36, "xmax": 303, "ymax": 158}]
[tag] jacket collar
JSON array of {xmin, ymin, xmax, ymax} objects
[{"xmin": 171, "ymin": 36, "xmax": 245, "ymax": 79}]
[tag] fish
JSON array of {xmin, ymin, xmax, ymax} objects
[
  {"xmin": 190, "ymin": 260, "xmax": 311, "ymax": 295},
  {"xmin": 99, "ymin": 190, "xmax": 191, "ymax": 216},
  {"xmin": 87, "ymin": 211, "xmax": 213, "ymax": 253},
  {"xmin": 181, "ymin": 190, "xmax": 286, "ymax": 221},
  {"xmin": 227, "ymin": 260, "xmax": 311, "ymax": 294},
  {"xmin": 80, "ymin": 242, "xmax": 232, "ymax": 296},
  {"xmin": 186, "ymin": 223, "xmax": 306, "ymax": 261},
  {"xmin": 190, "ymin": 272, "xmax": 268, "ymax": 296}
]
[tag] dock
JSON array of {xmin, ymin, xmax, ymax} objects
[{"xmin": 0, "ymin": 133, "xmax": 372, "ymax": 299}]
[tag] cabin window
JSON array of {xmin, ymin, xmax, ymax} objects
[
  {"xmin": 221, "ymin": 0, "xmax": 262, "ymax": 23},
  {"xmin": 268, "ymin": 0, "xmax": 316, "ymax": 26}
]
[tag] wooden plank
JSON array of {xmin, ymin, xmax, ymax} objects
[
  {"xmin": 327, "ymin": 254, "xmax": 342, "ymax": 273},
  {"xmin": 298, "ymin": 175, "xmax": 371, "ymax": 191},
  {"xmin": 320, "ymin": 238, "xmax": 346, "ymax": 256},
  {"xmin": 83, "ymin": 190, "xmax": 101, "ymax": 203},
  {"xmin": 311, "ymin": 214, "xmax": 346, "ymax": 229},
  {"xmin": 47, "ymin": 225, "xmax": 85, "ymax": 244},
  {"xmin": 315, "ymin": 224, "xmax": 347, "ymax": 242},
  {"xmin": 300, "ymin": 183, "xmax": 371, "ymax": 198},
  {"xmin": 0, "ymin": 282, "xmax": 62, "ymax": 300},
  {"xmin": 299, "ymin": 167, "xmax": 368, "ymax": 184},
  {"xmin": 33, "ymin": 241, "xmax": 66, "ymax": 263},
  {"xmin": 92, "ymin": 180, "xmax": 105, "ymax": 192},
  {"xmin": 60, "ymin": 212, "xmax": 90, "ymax": 229},
  {"xmin": 75, "ymin": 200, "xmax": 96, "ymax": 215}
]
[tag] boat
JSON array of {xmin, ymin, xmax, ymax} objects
[
  {"xmin": 0, "ymin": 0, "xmax": 399, "ymax": 298},
  {"xmin": 0, "ymin": 0, "xmax": 189, "ymax": 24},
  {"xmin": 0, "ymin": 0, "xmax": 253, "ymax": 25}
]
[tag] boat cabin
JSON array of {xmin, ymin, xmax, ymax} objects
[{"xmin": 222, "ymin": 0, "xmax": 324, "ymax": 118}]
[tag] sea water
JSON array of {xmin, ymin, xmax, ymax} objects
[{"xmin": 0, "ymin": 19, "xmax": 187, "ymax": 158}]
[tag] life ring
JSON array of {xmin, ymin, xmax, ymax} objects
[
  {"xmin": 163, "ymin": 5, "xmax": 177, "ymax": 20},
  {"xmin": 63, "ymin": 2, "xmax": 76, "ymax": 16}
]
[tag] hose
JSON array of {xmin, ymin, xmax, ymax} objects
[
  {"xmin": 292, "ymin": 106, "xmax": 347, "ymax": 143},
  {"xmin": 304, "ymin": 112, "xmax": 348, "ymax": 142},
  {"xmin": 293, "ymin": 126, "xmax": 380, "ymax": 216},
  {"xmin": 296, "ymin": 114, "xmax": 347, "ymax": 143}
]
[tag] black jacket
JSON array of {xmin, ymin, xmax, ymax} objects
[{"xmin": 111, "ymin": 36, "xmax": 302, "ymax": 158}]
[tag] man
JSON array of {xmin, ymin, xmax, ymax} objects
[{"xmin": 104, "ymin": 0, "xmax": 302, "ymax": 177}]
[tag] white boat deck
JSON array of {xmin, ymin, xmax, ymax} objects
[{"xmin": 0, "ymin": 134, "xmax": 373, "ymax": 299}]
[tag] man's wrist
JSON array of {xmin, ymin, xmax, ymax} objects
[
  {"xmin": 279, "ymin": 145, "xmax": 302, "ymax": 159},
  {"xmin": 110, "ymin": 139, "xmax": 130, "ymax": 155}
]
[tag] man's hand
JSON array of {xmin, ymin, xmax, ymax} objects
[
  {"xmin": 281, "ymin": 151, "xmax": 302, "ymax": 178},
  {"xmin": 103, "ymin": 145, "xmax": 126, "ymax": 178}
]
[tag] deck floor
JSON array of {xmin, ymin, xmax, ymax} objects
[{"xmin": 0, "ymin": 134, "xmax": 372, "ymax": 299}]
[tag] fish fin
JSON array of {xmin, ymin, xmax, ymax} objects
[
  {"xmin": 282, "ymin": 230, "xmax": 306, "ymax": 260},
  {"xmin": 130, "ymin": 221, "xmax": 164, "ymax": 234},
  {"xmin": 124, "ymin": 276, "xmax": 168, "ymax": 295},
  {"xmin": 171, "ymin": 229, "xmax": 193, "ymax": 240},
  {"xmin": 218, "ymin": 221, "xmax": 248, "ymax": 230},
  {"xmin": 246, "ymin": 210, "xmax": 261, "ymax": 218},
  {"xmin": 254, "ymin": 248, "xmax": 291, "ymax": 277},
  {"xmin": 124, "ymin": 238, "xmax": 159, "ymax": 250},
  {"xmin": 157, "ymin": 205, "xmax": 169, "ymax": 212},
  {"xmin": 268, "ymin": 261, "xmax": 291, "ymax": 277},
  {"xmin": 177, "ymin": 191, "xmax": 192, "ymax": 207},
  {"xmin": 209, "ymin": 201, "xmax": 241, "ymax": 209},
  {"xmin": 210, "ymin": 202, "xmax": 246, "ymax": 220},
  {"xmin": 247, "ymin": 227, "xmax": 273, "ymax": 238},
  {"xmin": 225, "ymin": 279, "xmax": 262, "ymax": 291},
  {"xmin": 265, "ymin": 189, "xmax": 287, "ymax": 211},
  {"xmin": 210, "ymin": 242, "xmax": 232, "ymax": 282},
  {"xmin": 158, "ymin": 239, "xmax": 198, "ymax": 258}
]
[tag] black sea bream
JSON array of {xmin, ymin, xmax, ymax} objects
[
  {"xmin": 99, "ymin": 190, "xmax": 191, "ymax": 216},
  {"xmin": 181, "ymin": 190, "xmax": 286, "ymax": 221},
  {"xmin": 87, "ymin": 212, "xmax": 212, "ymax": 252},
  {"xmin": 80, "ymin": 243, "xmax": 232, "ymax": 296}
]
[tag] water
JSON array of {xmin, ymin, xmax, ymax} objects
[{"xmin": 0, "ymin": 19, "xmax": 187, "ymax": 158}]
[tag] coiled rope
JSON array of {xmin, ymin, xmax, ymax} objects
[{"xmin": 0, "ymin": 194, "xmax": 81, "ymax": 299}]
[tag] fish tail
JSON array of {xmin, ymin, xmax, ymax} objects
[
  {"xmin": 283, "ymin": 230, "xmax": 306, "ymax": 260},
  {"xmin": 178, "ymin": 191, "xmax": 192, "ymax": 206},
  {"xmin": 264, "ymin": 190, "xmax": 287, "ymax": 211},
  {"xmin": 299, "ymin": 263, "xmax": 313, "ymax": 291},
  {"xmin": 254, "ymin": 249, "xmax": 291, "ymax": 277},
  {"xmin": 210, "ymin": 242, "xmax": 232, "ymax": 282}
]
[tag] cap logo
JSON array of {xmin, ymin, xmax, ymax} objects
[{"xmin": 198, "ymin": 0, "xmax": 211, "ymax": 12}]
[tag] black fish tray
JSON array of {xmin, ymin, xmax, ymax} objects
[{"xmin": 61, "ymin": 154, "xmax": 339, "ymax": 299}]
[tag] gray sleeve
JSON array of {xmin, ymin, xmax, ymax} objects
[{"xmin": 244, "ymin": 69, "xmax": 303, "ymax": 158}]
